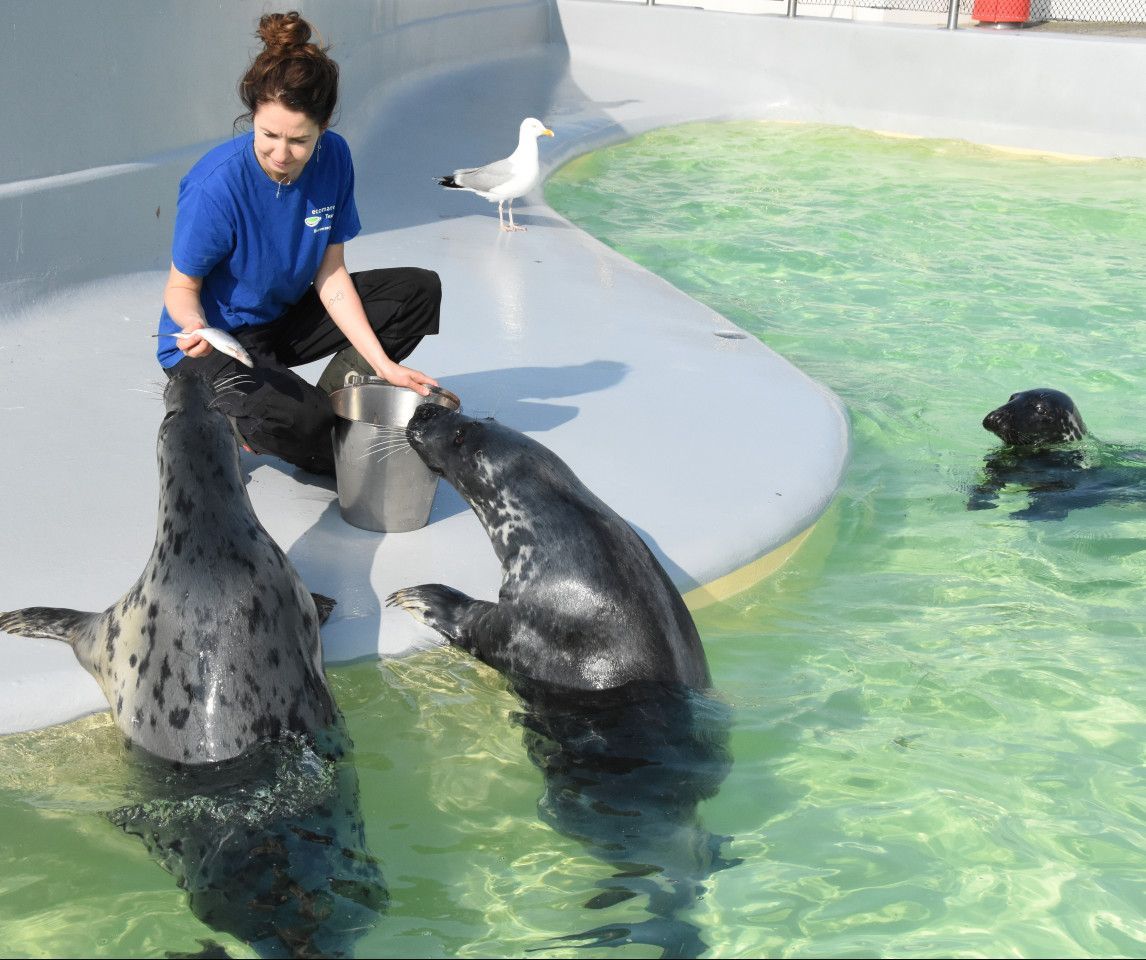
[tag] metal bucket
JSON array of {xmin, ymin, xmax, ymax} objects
[{"xmin": 330, "ymin": 376, "xmax": 461, "ymax": 532}]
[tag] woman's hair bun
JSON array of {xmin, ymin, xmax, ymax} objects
[
  {"xmin": 237, "ymin": 10, "xmax": 338, "ymax": 129},
  {"xmin": 257, "ymin": 11, "xmax": 312, "ymax": 53}
]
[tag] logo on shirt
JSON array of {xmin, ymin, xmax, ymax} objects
[{"xmin": 305, "ymin": 204, "xmax": 336, "ymax": 234}]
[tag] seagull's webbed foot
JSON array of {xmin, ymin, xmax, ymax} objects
[{"xmin": 503, "ymin": 201, "xmax": 527, "ymax": 232}]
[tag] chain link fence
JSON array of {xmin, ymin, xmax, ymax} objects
[
  {"xmin": 795, "ymin": 0, "xmax": 1146, "ymax": 18},
  {"xmin": 624, "ymin": 0, "xmax": 1146, "ymax": 22}
]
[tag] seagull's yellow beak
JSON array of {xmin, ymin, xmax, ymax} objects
[{"xmin": 543, "ymin": 128, "xmax": 555, "ymax": 137}]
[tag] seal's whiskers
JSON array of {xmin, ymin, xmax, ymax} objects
[
  {"xmin": 362, "ymin": 434, "xmax": 410, "ymax": 447},
  {"xmin": 373, "ymin": 445, "xmax": 414, "ymax": 464},
  {"xmin": 213, "ymin": 373, "xmax": 256, "ymax": 393},
  {"xmin": 208, "ymin": 394, "xmax": 243, "ymax": 412},
  {"xmin": 358, "ymin": 440, "xmax": 411, "ymax": 461},
  {"xmin": 129, "ymin": 379, "xmax": 168, "ymax": 399}
]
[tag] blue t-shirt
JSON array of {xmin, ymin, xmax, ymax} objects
[{"xmin": 156, "ymin": 129, "xmax": 361, "ymax": 367}]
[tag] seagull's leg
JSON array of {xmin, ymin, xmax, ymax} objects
[
  {"xmin": 497, "ymin": 200, "xmax": 507, "ymax": 231},
  {"xmin": 506, "ymin": 198, "xmax": 526, "ymax": 232}
]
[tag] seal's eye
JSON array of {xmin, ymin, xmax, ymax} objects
[{"xmin": 453, "ymin": 429, "xmax": 467, "ymax": 447}]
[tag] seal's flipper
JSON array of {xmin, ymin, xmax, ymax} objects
[
  {"xmin": 0, "ymin": 606, "xmax": 97, "ymax": 644},
  {"xmin": 311, "ymin": 593, "xmax": 337, "ymax": 626},
  {"xmin": 534, "ymin": 916, "xmax": 707, "ymax": 960},
  {"xmin": 386, "ymin": 585, "xmax": 494, "ymax": 651}
]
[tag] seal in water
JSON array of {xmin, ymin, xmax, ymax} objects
[
  {"xmin": 515, "ymin": 680, "xmax": 739, "ymax": 959},
  {"xmin": 969, "ymin": 387, "xmax": 1146, "ymax": 520},
  {"xmin": 0, "ymin": 370, "xmax": 387, "ymax": 957},
  {"xmin": 109, "ymin": 729, "xmax": 388, "ymax": 959},
  {"xmin": 0, "ymin": 370, "xmax": 336, "ymax": 765},
  {"xmin": 386, "ymin": 406, "xmax": 730, "ymax": 957},
  {"xmin": 981, "ymin": 387, "xmax": 1087, "ymax": 447},
  {"xmin": 387, "ymin": 405, "xmax": 710, "ymax": 691}
]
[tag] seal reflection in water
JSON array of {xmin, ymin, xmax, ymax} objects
[
  {"xmin": 0, "ymin": 371, "xmax": 385, "ymax": 957},
  {"xmin": 389, "ymin": 405, "xmax": 736, "ymax": 958},
  {"xmin": 969, "ymin": 387, "xmax": 1146, "ymax": 521}
]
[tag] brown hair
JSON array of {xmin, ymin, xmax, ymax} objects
[{"xmin": 237, "ymin": 11, "xmax": 339, "ymax": 129}]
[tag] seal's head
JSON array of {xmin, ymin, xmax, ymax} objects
[
  {"xmin": 983, "ymin": 388, "xmax": 1087, "ymax": 447},
  {"xmin": 160, "ymin": 370, "xmax": 244, "ymax": 492},
  {"xmin": 406, "ymin": 404, "xmax": 552, "ymax": 511},
  {"xmin": 162, "ymin": 368, "xmax": 219, "ymax": 416}
]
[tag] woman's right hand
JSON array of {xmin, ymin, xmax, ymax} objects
[
  {"xmin": 177, "ymin": 328, "xmax": 214, "ymax": 358},
  {"xmin": 379, "ymin": 361, "xmax": 439, "ymax": 397}
]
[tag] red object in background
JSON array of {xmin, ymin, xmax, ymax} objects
[{"xmin": 972, "ymin": 0, "xmax": 1031, "ymax": 22}]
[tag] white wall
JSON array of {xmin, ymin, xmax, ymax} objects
[
  {"xmin": 0, "ymin": 0, "xmax": 557, "ymax": 301},
  {"xmin": 556, "ymin": 0, "xmax": 1146, "ymax": 159}
]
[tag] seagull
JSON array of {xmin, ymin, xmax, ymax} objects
[{"xmin": 437, "ymin": 117, "xmax": 555, "ymax": 231}]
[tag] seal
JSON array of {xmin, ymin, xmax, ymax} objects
[
  {"xmin": 518, "ymin": 680, "xmax": 738, "ymax": 957},
  {"xmin": 969, "ymin": 387, "xmax": 1146, "ymax": 520},
  {"xmin": 981, "ymin": 387, "xmax": 1088, "ymax": 447},
  {"xmin": 386, "ymin": 407, "xmax": 727, "ymax": 952},
  {"xmin": 109, "ymin": 730, "xmax": 388, "ymax": 959},
  {"xmin": 0, "ymin": 369, "xmax": 387, "ymax": 957},
  {"xmin": 386, "ymin": 404, "xmax": 710, "ymax": 691},
  {"xmin": 0, "ymin": 369, "xmax": 336, "ymax": 763}
]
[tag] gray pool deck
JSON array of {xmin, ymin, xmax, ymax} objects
[{"xmin": 4, "ymin": 1, "xmax": 1143, "ymax": 735}]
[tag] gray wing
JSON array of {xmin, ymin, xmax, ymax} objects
[{"xmin": 452, "ymin": 158, "xmax": 516, "ymax": 193}]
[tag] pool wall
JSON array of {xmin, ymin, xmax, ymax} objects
[
  {"xmin": 5, "ymin": 3, "xmax": 1143, "ymax": 300},
  {"xmin": 552, "ymin": 1, "xmax": 1146, "ymax": 160},
  {"xmin": 1, "ymin": 0, "xmax": 560, "ymax": 299}
]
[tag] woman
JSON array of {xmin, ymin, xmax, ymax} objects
[{"xmin": 157, "ymin": 11, "xmax": 440, "ymax": 476}]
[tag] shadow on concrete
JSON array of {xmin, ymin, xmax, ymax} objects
[{"xmin": 438, "ymin": 358, "xmax": 630, "ymax": 430}]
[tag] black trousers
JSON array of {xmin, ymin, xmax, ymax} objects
[{"xmin": 166, "ymin": 267, "xmax": 441, "ymax": 475}]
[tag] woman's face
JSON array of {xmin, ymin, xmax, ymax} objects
[{"xmin": 252, "ymin": 100, "xmax": 323, "ymax": 184}]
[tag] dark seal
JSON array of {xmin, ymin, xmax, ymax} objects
[
  {"xmin": 0, "ymin": 371, "xmax": 387, "ymax": 957},
  {"xmin": 981, "ymin": 387, "xmax": 1087, "ymax": 447},
  {"xmin": 516, "ymin": 680, "xmax": 739, "ymax": 958},
  {"xmin": 387, "ymin": 404, "xmax": 711, "ymax": 691},
  {"xmin": 388, "ymin": 406, "xmax": 731, "ymax": 956},
  {"xmin": 969, "ymin": 387, "xmax": 1146, "ymax": 520}
]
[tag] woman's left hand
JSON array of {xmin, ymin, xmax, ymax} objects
[{"xmin": 380, "ymin": 362, "xmax": 439, "ymax": 397}]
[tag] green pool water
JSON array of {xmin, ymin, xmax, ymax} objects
[{"xmin": 3, "ymin": 122, "xmax": 1145, "ymax": 958}]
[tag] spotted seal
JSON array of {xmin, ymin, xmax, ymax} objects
[
  {"xmin": 387, "ymin": 405, "xmax": 710, "ymax": 691},
  {"xmin": 969, "ymin": 387, "xmax": 1146, "ymax": 520},
  {"xmin": 0, "ymin": 369, "xmax": 387, "ymax": 956},
  {"xmin": 109, "ymin": 730, "xmax": 387, "ymax": 959},
  {"xmin": 0, "ymin": 369, "xmax": 337, "ymax": 763}
]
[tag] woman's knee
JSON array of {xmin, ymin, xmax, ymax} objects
[
  {"xmin": 352, "ymin": 267, "xmax": 441, "ymax": 305},
  {"xmin": 413, "ymin": 268, "xmax": 442, "ymax": 304}
]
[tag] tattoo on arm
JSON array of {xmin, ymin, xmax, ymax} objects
[{"xmin": 326, "ymin": 290, "xmax": 345, "ymax": 308}]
